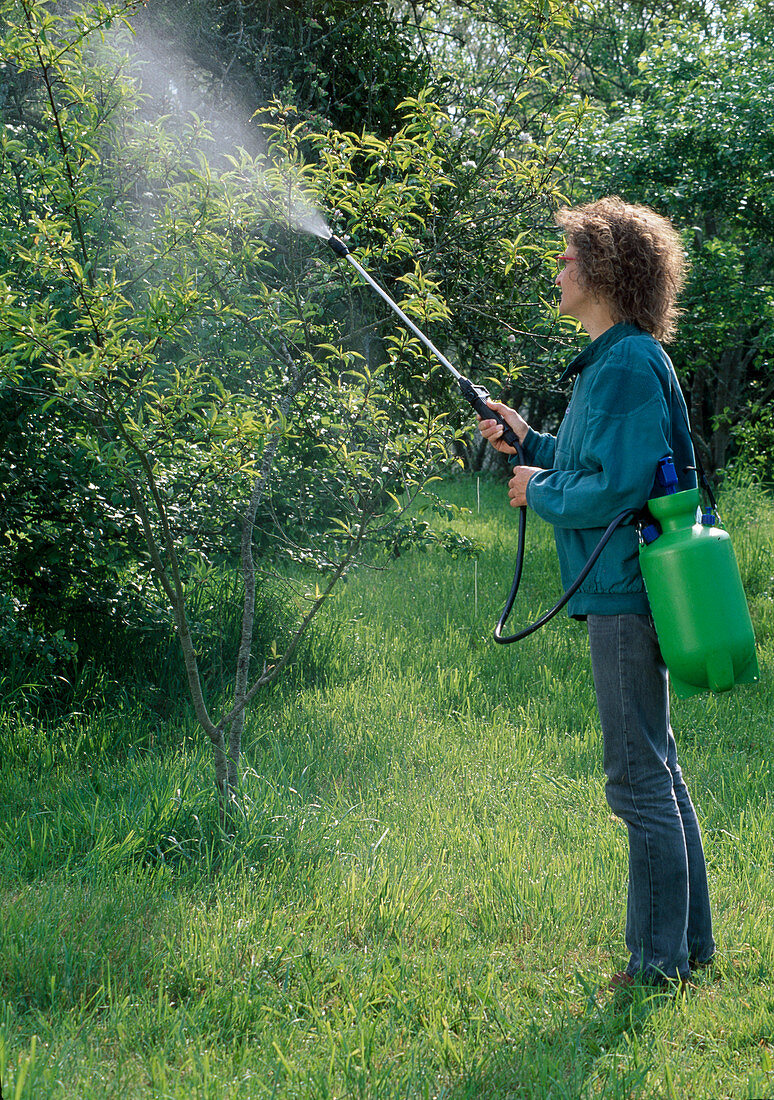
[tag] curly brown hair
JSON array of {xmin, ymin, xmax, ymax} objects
[{"xmin": 555, "ymin": 197, "xmax": 687, "ymax": 343}]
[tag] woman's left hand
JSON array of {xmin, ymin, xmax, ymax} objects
[{"xmin": 508, "ymin": 465, "xmax": 541, "ymax": 508}]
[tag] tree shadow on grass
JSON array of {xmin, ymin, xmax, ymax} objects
[{"xmin": 449, "ymin": 983, "xmax": 666, "ymax": 1100}]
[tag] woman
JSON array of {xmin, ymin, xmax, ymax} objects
[{"xmin": 479, "ymin": 197, "xmax": 715, "ymax": 988}]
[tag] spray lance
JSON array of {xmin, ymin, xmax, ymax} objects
[
  {"xmin": 325, "ymin": 235, "xmax": 517, "ymax": 448},
  {"xmin": 324, "ymin": 233, "xmax": 759, "ymax": 692},
  {"xmin": 326, "ymin": 232, "xmax": 632, "ymax": 644}
]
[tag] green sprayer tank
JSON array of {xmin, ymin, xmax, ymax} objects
[{"xmin": 640, "ymin": 487, "xmax": 759, "ymax": 698}]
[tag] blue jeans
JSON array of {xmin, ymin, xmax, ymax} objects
[{"xmin": 587, "ymin": 614, "xmax": 715, "ymax": 982}]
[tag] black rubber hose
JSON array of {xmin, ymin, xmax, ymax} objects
[
  {"xmin": 494, "ymin": 508, "xmax": 635, "ymax": 643},
  {"xmin": 493, "ymin": 442, "xmax": 635, "ymax": 643}
]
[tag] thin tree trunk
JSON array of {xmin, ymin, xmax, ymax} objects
[{"xmin": 227, "ymin": 365, "xmax": 302, "ymax": 794}]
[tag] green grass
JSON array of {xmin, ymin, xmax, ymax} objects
[{"xmin": 2, "ymin": 473, "xmax": 774, "ymax": 1098}]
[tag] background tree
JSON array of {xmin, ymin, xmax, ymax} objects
[
  {"xmin": 1, "ymin": 0, "xmax": 574, "ymax": 800},
  {"xmin": 557, "ymin": 0, "xmax": 713, "ymax": 106},
  {"xmin": 129, "ymin": 0, "xmax": 429, "ymax": 138},
  {"xmin": 564, "ymin": 4, "xmax": 774, "ymax": 472},
  {"xmin": 0, "ymin": 0, "xmax": 454, "ymax": 798}
]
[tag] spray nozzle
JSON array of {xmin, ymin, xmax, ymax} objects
[{"xmin": 326, "ymin": 234, "xmax": 350, "ymax": 257}]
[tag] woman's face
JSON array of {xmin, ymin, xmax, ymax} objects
[{"xmin": 555, "ymin": 246, "xmax": 591, "ymax": 321}]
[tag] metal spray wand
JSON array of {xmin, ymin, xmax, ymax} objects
[
  {"xmin": 325, "ymin": 234, "xmax": 521, "ymax": 449},
  {"xmin": 325, "ymin": 232, "xmax": 544, "ymax": 644}
]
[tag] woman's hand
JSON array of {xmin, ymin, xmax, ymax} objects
[
  {"xmin": 477, "ymin": 399, "xmax": 529, "ymax": 455},
  {"xmin": 508, "ymin": 464, "xmax": 541, "ymax": 508}
]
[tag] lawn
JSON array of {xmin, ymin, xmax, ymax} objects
[{"xmin": 2, "ymin": 473, "xmax": 773, "ymax": 1098}]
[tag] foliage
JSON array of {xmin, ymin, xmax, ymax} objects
[
  {"xmin": 129, "ymin": 0, "xmax": 430, "ymax": 138},
  {"xmin": 0, "ymin": 0, "xmax": 581, "ymax": 752},
  {"xmin": 0, "ymin": 0, "xmax": 458, "ymax": 793},
  {"xmin": 558, "ymin": 0, "xmax": 714, "ymax": 106},
  {"xmin": 0, "ymin": 383, "xmax": 150, "ymax": 685},
  {"xmin": 566, "ymin": 7, "xmax": 774, "ymax": 469},
  {"xmin": 386, "ymin": 0, "xmax": 593, "ymax": 419},
  {"xmin": 0, "ymin": 0, "xmax": 579, "ymax": 795},
  {"xmin": 734, "ymin": 407, "xmax": 774, "ymax": 485}
]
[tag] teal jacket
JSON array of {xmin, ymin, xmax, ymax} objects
[{"xmin": 521, "ymin": 323, "xmax": 696, "ymax": 618}]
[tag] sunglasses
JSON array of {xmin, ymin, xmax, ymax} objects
[{"xmin": 555, "ymin": 254, "xmax": 578, "ymax": 270}]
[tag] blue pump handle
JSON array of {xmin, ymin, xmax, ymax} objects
[{"xmin": 656, "ymin": 456, "xmax": 678, "ymax": 494}]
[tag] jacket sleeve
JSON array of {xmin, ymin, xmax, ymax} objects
[
  {"xmin": 520, "ymin": 427, "xmax": 557, "ymax": 469},
  {"xmin": 525, "ymin": 345, "xmax": 672, "ymax": 530}
]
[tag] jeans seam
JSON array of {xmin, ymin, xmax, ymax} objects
[{"xmin": 616, "ymin": 616, "xmax": 657, "ymax": 971}]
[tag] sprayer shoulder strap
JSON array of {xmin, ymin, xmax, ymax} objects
[{"xmin": 664, "ymin": 361, "xmax": 719, "ymax": 515}]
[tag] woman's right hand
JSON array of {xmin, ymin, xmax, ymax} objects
[{"xmin": 477, "ymin": 399, "xmax": 529, "ymax": 455}]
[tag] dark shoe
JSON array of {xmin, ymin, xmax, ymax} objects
[
  {"xmin": 650, "ymin": 972, "xmax": 692, "ymax": 992},
  {"xmin": 608, "ymin": 969, "xmax": 690, "ymax": 995},
  {"xmin": 689, "ymin": 954, "xmax": 719, "ymax": 983},
  {"xmin": 608, "ymin": 970, "xmax": 635, "ymax": 992}
]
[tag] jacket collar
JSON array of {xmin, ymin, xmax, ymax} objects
[{"xmin": 559, "ymin": 323, "xmax": 644, "ymax": 383}]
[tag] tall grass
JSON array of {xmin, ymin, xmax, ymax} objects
[{"xmin": 1, "ymin": 473, "xmax": 773, "ymax": 1098}]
